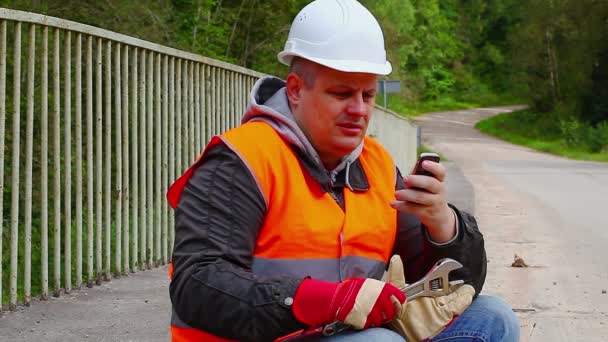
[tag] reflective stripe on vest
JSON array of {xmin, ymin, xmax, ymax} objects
[
  {"xmin": 252, "ymin": 255, "xmax": 386, "ymax": 282},
  {"xmin": 166, "ymin": 121, "xmax": 398, "ymax": 341}
]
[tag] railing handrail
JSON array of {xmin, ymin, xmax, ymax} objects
[{"xmin": 0, "ymin": 7, "xmax": 266, "ymax": 79}]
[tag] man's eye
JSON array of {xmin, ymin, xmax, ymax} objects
[{"xmin": 362, "ymin": 95, "xmax": 375, "ymax": 103}]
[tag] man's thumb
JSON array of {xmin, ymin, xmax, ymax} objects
[{"xmin": 388, "ymin": 255, "xmax": 406, "ymax": 289}]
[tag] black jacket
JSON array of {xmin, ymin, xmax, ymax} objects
[{"xmin": 171, "ymin": 142, "xmax": 487, "ymax": 342}]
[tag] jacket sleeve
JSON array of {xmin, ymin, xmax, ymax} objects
[
  {"xmin": 170, "ymin": 143, "xmax": 306, "ymax": 342},
  {"xmin": 391, "ymin": 167, "xmax": 487, "ymax": 295}
]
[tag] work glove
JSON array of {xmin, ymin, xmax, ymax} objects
[
  {"xmin": 387, "ymin": 255, "xmax": 475, "ymax": 341},
  {"xmin": 292, "ymin": 277, "xmax": 406, "ymax": 329}
]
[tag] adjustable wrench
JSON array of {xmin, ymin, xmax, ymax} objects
[
  {"xmin": 396, "ymin": 258, "xmax": 464, "ymax": 301},
  {"xmin": 318, "ymin": 258, "xmax": 465, "ymax": 338}
]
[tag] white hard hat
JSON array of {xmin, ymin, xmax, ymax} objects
[{"xmin": 278, "ymin": 0, "xmax": 392, "ymax": 75}]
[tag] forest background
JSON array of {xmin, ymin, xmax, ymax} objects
[{"xmin": 2, "ymin": 0, "xmax": 608, "ymax": 157}]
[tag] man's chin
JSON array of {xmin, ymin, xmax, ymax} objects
[{"xmin": 332, "ymin": 139, "xmax": 363, "ymax": 156}]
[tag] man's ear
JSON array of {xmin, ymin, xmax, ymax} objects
[{"xmin": 286, "ymin": 72, "xmax": 304, "ymax": 105}]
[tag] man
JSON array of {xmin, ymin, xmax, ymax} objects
[{"xmin": 167, "ymin": 0, "xmax": 519, "ymax": 341}]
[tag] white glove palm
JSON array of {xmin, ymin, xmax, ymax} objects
[{"xmin": 387, "ymin": 255, "xmax": 475, "ymax": 341}]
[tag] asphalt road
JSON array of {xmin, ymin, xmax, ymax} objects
[{"xmin": 415, "ymin": 106, "xmax": 608, "ymax": 342}]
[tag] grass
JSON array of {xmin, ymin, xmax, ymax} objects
[
  {"xmin": 380, "ymin": 92, "xmax": 522, "ymax": 117},
  {"xmin": 383, "ymin": 96, "xmax": 479, "ymax": 117},
  {"xmin": 476, "ymin": 109, "xmax": 608, "ymax": 162}
]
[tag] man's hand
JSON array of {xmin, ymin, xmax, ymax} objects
[
  {"xmin": 391, "ymin": 159, "xmax": 456, "ymax": 243},
  {"xmin": 292, "ymin": 277, "xmax": 406, "ymax": 329},
  {"xmin": 387, "ymin": 255, "xmax": 475, "ymax": 341}
]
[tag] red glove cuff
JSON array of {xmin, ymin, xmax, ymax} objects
[
  {"xmin": 292, "ymin": 278, "xmax": 406, "ymax": 329},
  {"xmin": 292, "ymin": 278, "xmax": 340, "ymax": 327}
]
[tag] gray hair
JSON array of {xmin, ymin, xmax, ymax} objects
[{"xmin": 289, "ymin": 57, "xmax": 318, "ymax": 88}]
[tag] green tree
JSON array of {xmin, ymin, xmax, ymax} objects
[{"xmin": 404, "ymin": 0, "xmax": 463, "ymax": 99}]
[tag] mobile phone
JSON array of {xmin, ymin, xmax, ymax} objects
[{"xmin": 411, "ymin": 152, "xmax": 440, "ymax": 186}]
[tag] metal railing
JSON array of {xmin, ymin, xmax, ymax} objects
[
  {"xmin": 0, "ymin": 8, "xmax": 263, "ymax": 311},
  {"xmin": 0, "ymin": 8, "xmax": 417, "ymax": 312}
]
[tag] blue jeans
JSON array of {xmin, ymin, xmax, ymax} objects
[{"xmin": 306, "ymin": 296, "xmax": 519, "ymax": 342}]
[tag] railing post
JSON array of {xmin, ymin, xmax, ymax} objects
[
  {"xmin": 199, "ymin": 63, "xmax": 206, "ymax": 150},
  {"xmin": 210, "ymin": 67, "xmax": 216, "ymax": 137},
  {"xmin": 114, "ymin": 42, "xmax": 123, "ymax": 277},
  {"xmin": 146, "ymin": 49, "xmax": 153, "ymax": 269},
  {"xmin": 139, "ymin": 48, "xmax": 146, "ymax": 270},
  {"xmin": 75, "ymin": 32, "xmax": 83, "ymax": 290},
  {"xmin": 104, "ymin": 39, "xmax": 111, "ymax": 282},
  {"xmin": 53, "ymin": 27, "xmax": 61, "ymax": 297},
  {"xmin": 86, "ymin": 35, "xmax": 94, "ymax": 287},
  {"xmin": 155, "ymin": 52, "xmax": 161, "ymax": 266},
  {"xmin": 162, "ymin": 55, "xmax": 169, "ymax": 264},
  {"xmin": 131, "ymin": 47, "xmax": 139, "ymax": 272},
  {"xmin": 181, "ymin": 60, "xmax": 188, "ymax": 174},
  {"xmin": 194, "ymin": 63, "xmax": 200, "ymax": 159},
  {"xmin": 122, "ymin": 45, "xmax": 130, "ymax": 275},
  {"xmin": 188, "ymin": 61, "xmax": 194, "ymax": 163},
  {"xmin": 95, "ymin": 37, "xmax": 103, "ymax": 285},
  {"xmin": 64, "ymin": 30, "xmax": 72, "ymax": 294},
  {"xmin": 40, "ymin": 24, "xmax": 49, "ymax": 301},
  {"xmin": 168, "ymin": 57, "xmax": 176, "ymax": 256},
  {"xmin": 175, "ymin": 59, "xmax": 182, "ymax": 177},
  {"xmin": 0, "ymin": 20, "xmax": 6, "ymax": 313},
  {"xmin": 24, "ymin": 22, "xmax": 36, "ymax": 306},
  {"xmin": 10, "ymin": 21, "xmax": 22, "ymax": 311}
]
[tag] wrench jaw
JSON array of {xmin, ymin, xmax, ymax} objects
[
  {"xmin": 432, "ymin": 259, "xmax": 465, "ymax": 296},
  {"xmin": 404, "ymin": 258, "xmax": 465, "ymax": 300},
  {"xmin": 426, "ymin": 277, "xmax": 463, "ymax": 298},
  {"xmin": 432, "ymin": 259, "xmax": 465, "ymax": 295},
  {"xmin": 448, "ymin": 279, "xmax": 465, "ymax": 293},
  {"xmin": 434, "ymin": 258, "xmax": 464, "ymax": 273}
]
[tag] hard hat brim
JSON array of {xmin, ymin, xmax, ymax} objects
[{"xmin": 278, "ymin": 51, "xmax": 392, "ymax": 76}]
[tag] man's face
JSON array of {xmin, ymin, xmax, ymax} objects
[{"xmin": 287, "ymin": 64, "xmax": 378, "ymax": 168}]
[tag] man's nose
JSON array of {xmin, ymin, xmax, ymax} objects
[{"xmin": 345, "ymin": 94, "xmax": 367, "ymax": 116}]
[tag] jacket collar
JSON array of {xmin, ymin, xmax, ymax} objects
[{"xmin": 293, "ymin": 146, "xmax": 370, "ymax": 193}]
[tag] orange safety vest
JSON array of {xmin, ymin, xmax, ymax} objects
[{"xmin": 167, "ymin": 122, "xmax": 398, "ymax": 342}]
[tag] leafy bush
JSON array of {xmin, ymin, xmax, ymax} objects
[
  {"xmin": 589, "ymin": 121, "xmax": 608, "ymax": 153},
  {"xmin": 421, "ymin": 67, "xmax": 456, "ymax": 100},
  {"xmin": 559, "ymin": 117, "xmax": 608, "ymax": 152},
  {"xmin": 559, "ymin": 117, "xmax": 585, "ymax": 146}
]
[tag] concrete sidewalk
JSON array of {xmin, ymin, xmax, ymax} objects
[{"xmin": 0, "ymin": 267, "xmax": 170, "ymax": 342}]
